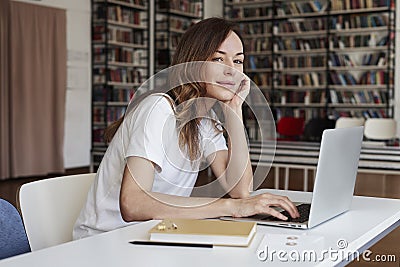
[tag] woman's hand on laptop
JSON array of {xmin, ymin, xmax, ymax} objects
[{"xmin": 231, "ymin": 193, "xmax": 300, "ymax": 220}]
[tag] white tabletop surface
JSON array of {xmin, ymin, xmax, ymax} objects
[{"xmin": 0, "ymin": 189, "xmax": 399, "ymax": 267}]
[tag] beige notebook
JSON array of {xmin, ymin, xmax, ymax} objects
[{"xmin": 148, "ymin": 218, "xmax": 257, "ymax": 247}]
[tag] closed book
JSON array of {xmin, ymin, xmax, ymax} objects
[{"xmin": 149, "ymin": 219, "xmax": 256, "ymax": 247}]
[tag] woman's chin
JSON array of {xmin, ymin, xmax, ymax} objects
[{"xmin": 206, "ymin": 85, "xmax": 237, "ymax": 102}]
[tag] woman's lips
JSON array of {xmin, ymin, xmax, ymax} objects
[{"xmin": 216, "ymin": 81, "xmax": 236, "ymax": 90}]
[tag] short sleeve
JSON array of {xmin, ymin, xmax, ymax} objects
[
  {"xmin": 121, "ymin": 95, "xmax": 175, "ymax": 171},
  {"xmin": 200, "ymin": 119, "xmax": 228, "ymax": 159}
]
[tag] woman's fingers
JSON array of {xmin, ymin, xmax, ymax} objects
[
  {"xmin": 259, "ymin": 195, "xmax": 300, "ymax": 219},
  {"xmin": 237, "ymin": 193, "xmax": 300, "ymax": 220},
  {"xmin": 275, "ymin": 195, "xmax": 300, "ymax": 218},
  {"xmin": 264, "ymin": 207, "xmax": 288, "ymax": 221},
  {"xmin": 237, "ymin": 78, "xmax": 250, "ymax": 99}
]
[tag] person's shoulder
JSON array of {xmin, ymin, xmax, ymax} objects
[
  {"xmin": 124, "ymin": 93, "xmax": 174, "ymax": 123},
  {"xmin": 139, "ymin": 93, "xmax": 174, "ymax": 112}
]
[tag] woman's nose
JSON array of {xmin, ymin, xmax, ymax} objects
[{"xmin": 223, "ymin": 61, "xmax": 235, "ymax": 76}]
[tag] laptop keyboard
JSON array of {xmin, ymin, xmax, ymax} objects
[
  {"xmin": 280, "ymin": 203, "xmax": 311, "ymax": 223},
  {"xmin": 248, "ymin": 203, "xmax": 311, "ymax": 223}
]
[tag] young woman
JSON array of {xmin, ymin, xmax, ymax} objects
[{"xmin": 73, "ymin": 17, "xmax": 299, "ymax": 239}]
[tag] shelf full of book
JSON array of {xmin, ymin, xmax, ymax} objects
[
  {"xmin": 91, "ymin": 0, "xmax": 149, "ymax": 171},
  {"xmin": 155, "ymin": 0, "xmax": 203, "ymax": 73},
  {"xmin": 224, "ymin": 0, "xmax": 395, "ymax": 141}
]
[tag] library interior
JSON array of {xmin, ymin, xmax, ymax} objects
[{"xmin": 0, "ymin": 0, "xmax": 399, "ymax": 266}]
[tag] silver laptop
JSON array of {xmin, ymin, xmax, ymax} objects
[{"xmin": 221, "ymin": 126, "xmax": 364, "ymax": 229}]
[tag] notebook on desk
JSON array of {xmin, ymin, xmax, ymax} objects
[
  {"xmin": 221, "ymin": 126, "xmax": 364, "ymax": 229},
  {"xmin": 148, "ymin": 218, "xmax": 256, "ymax": 247}
]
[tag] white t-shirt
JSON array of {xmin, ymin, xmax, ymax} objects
[{"xmin": 73, "ymin": 94, "xmax": 227, "ymax": 239}]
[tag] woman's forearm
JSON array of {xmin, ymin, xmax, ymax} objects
[
  {"xmin": 223, "ymin": 107, "xmax": 253, "ymax": 198},
  {"xmin": 120, "ymin": 157, "xmax": 300, "ymax": 222},
  {"xmin": 120, "ymin": 188, "xmax": 235, "ymax": 221},
  {"xmin": 121, "ymin": 157, "xmax": 237, "ymax": 222}
]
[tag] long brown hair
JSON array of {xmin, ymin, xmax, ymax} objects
[{"xmin": 104, "ymin": 17, "xmax": 243, "ymax": 160}]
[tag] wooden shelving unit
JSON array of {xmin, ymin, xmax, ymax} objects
[
  {"xmin": 224, "ymin": 0, "xmax": 395, "ymax": 141},
  {"xmin": 154, "ymin": 0, "xmax": 203, "ymax": 72},
  {"xmin": 91, "ymin": 0, "xmax": 149, "ymax": 171}
]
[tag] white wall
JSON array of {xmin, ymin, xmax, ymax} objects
[{"xmin": 14, "ymin": 0, "xmax": 91, "ymax": 169}]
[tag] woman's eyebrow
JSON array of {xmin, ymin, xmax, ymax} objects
[{"xmin": 216, "ymin": 50, "xmax": 244, "ymax": 56}]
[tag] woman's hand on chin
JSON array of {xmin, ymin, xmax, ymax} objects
[{"xmin": 223, "ymin": 77, "xmax": 250, "ymax": 113}]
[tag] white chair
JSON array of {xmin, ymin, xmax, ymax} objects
[
  {"xmin": 335, "ymin": 117, "xmax": 365, "ymax": 128},
  {"xmin": 19, "ymin": 173, "xmax": 96, "ymax": 251},
  {"xmin": 364, "ymin": 118, "xmax": 397, "ymax": 141}
]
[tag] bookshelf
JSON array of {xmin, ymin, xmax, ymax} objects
[
  {"xmin": 155, "ymin": 0, "xmax": 204, "ymax": 72},
  {"xmin": 224, "ymin": 0, "xmax": 395, "ymax": 141},
  {"xmin": 91, "ymin": 0, "xmax": 149, "ymax": 171}
]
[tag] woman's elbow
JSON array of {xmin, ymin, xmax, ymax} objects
[
  {"xmin": 120, "ymin": 195, "xmax": 135, "ymax": 222},
  {"xmin": 119, "ymin": 194, "xmax": 148, "ymax": 222}
]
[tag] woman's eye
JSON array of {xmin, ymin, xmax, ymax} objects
[
  {"xmin": 212, "ymin": 57, "xmax": 223, "ymax": 62},
  {"xmin": 234, "ymin": 59, "xmax": 244, "ymax": 64}
]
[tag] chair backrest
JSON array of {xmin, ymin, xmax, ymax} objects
[
  {"xmin": 335, "ymin": 117, "xmax": 365, "ymax": 129},
  {"xmin": 0, "ymin": 198, "xmax": 31, "ymax": 259},
  {"xmin": 276, "ymin": 116, "xmax": 304, "ymax": 140},
  {"xmin": 303, "ymin": 117, "xmax": 336, "ymax": 142},
  {"xmin": 19, "ymin": 173, "xmax": 96, "ymax": 251},
  {"xmin": 364, "ymin": 118, "xmax": 397, "ymax": 140}
]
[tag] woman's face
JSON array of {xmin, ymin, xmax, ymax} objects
[{"xmin": 204, "ymin": 31, "xmax": 245, "ymax": 101}]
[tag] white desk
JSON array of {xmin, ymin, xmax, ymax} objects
[{"xmin": 1, "ymin": 189, "xmax": 399, "ymax": 267}]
